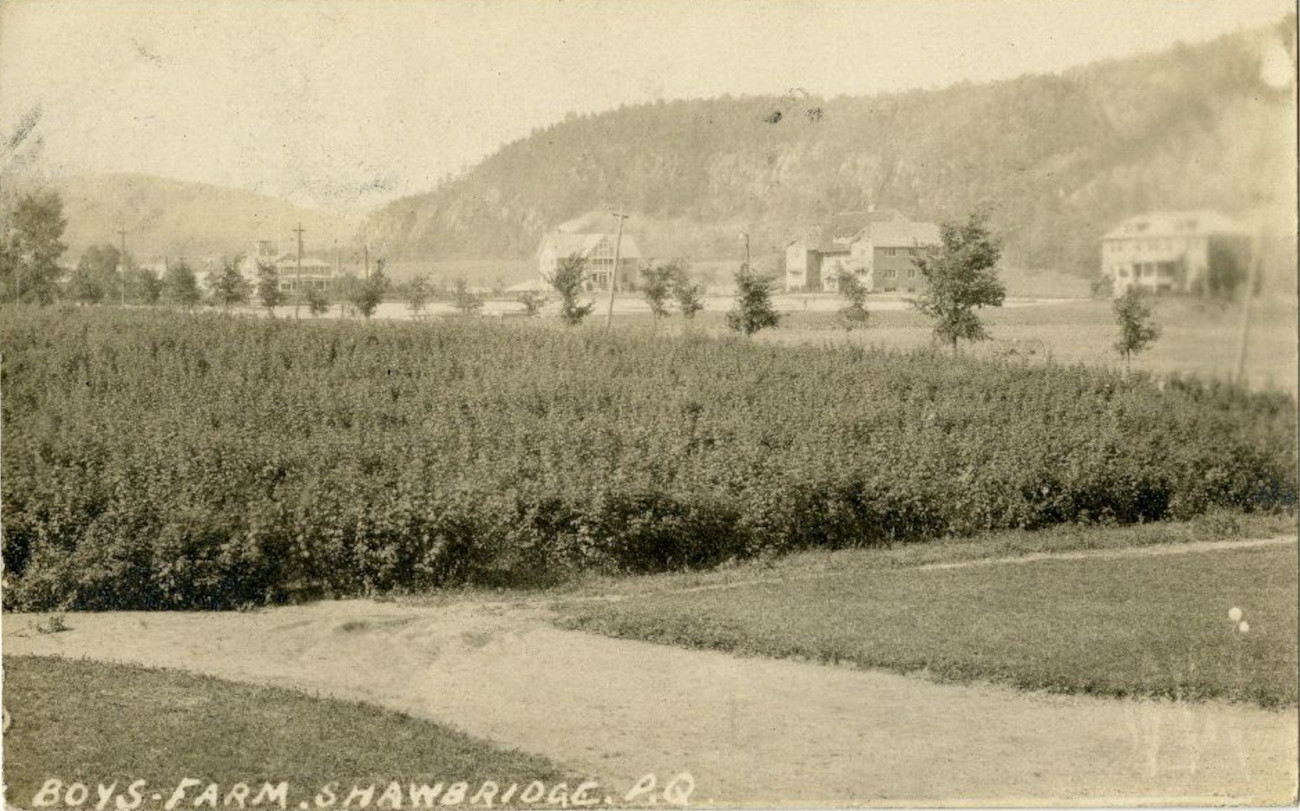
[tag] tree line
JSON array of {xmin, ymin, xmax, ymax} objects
[{"xmin": 1, "ymin": 188, "xmax": 1160, "ymax": 366}]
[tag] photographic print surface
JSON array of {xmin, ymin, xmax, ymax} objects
[{"xmin": 1, "ymin": 0, "xmax": 1297, "ymax": 808}]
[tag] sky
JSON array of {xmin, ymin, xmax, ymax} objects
[{"xmin": 0, "ymin": 0, "xmax": 1292, "ymax": 212}]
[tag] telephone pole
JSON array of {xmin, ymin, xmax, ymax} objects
[
  {"xmin": 1233, "ymin": 213, "xmax": 1266, "ymax": 386},
  {"xmin": 293, "ymin": 223, "xmax": 305, "ymax": 320},
  {"xmin": 740, "ymin": 232, "xmax": 751, "ymax": 269},
  {"xmin": 118, "ymin": 229, "xmax": 128, "ymax": 306},
  {"xmin": 604, "ymin": 209, "xmax": 630, "ymax": 331}
]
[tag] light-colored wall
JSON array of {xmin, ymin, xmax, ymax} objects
[{"xmin": 1102, "ymin": 235, "xmax": 1210, "ymax": 295}]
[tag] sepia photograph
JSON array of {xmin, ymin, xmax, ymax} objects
[{"xmin": 0, "ymin": 0, "xmax": 1296, "ymax": 807}]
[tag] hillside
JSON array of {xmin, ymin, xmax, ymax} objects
[
  {"xmin": 362, "ymin": 18, "xmax": 1296, "ymax": 278},
  {"xmin": 6, "ymin": 173, "xmax": 359, "ymax": 263}
]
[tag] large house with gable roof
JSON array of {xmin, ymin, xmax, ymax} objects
[
  {"xmin": 785, "ymin": 209, "xmax": 940, "ymax": 293},
  {"xmin": 536, "ymin": 231, "xmax": 643, "ymax": 292}
]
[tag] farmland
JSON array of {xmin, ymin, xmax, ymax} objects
[{"xmin": 1, "ymin": 304, "xmax": 1295, "ymax": 610}]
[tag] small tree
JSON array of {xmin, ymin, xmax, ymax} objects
[
  {"xmin": 835, "ymin": 268, "xmax": 870, "ymax": 328},
  {"xmin": 1113, "ymin": 287, "xmax": 1160, "ymax": 371},
  {"xmin": 207, "ymin": 255, "xmax": 250, "ymax": 311},
  {"xmin": 69, "ymin": 263, "xmax": 106, "ymax": 304},
  {"xmin": 517, "ymin": 289, "xmax": 547, "ymax": 317},
  {"xmin": 549, "ymin": 254, "xmax": 594, "ymax": 326},
  {"xmin": 256, "ymin": 260, "xmax": 283, "ymax": 313},
  {"xmin": 670, "ymin": 265, "xmax": 704, "ymax": 320},
  {"xmin": 640, "ymin": 262, "xmax": 675, "ymax": 331},
  {"xmin": 333, "ymin": 272, "xmax": 360, "ymax": 318},
  {"xmin": 451, "ymin": 276, "xmax": 483, "ymax": 315},
  {"xmin": 406, "ymin": 274, "xmax": 431, "ymax": 318},
  {"xmin": 163, "ymin": 259, "xmax": 201, "ymax": 310},
  {"xmin": 911, "ymin": 209, "xmax": 1006, "ymax": 353},
  {"xmin": 71, "ymin": 244, "xmax": 122, "ymax": 305},
  {"xmin": 352, "ymin": 264, "xmax": 389, "ymax": 319},
  {"xmin": 726, "ymin": 265, "xmax": 781, "ymax": 335},
  {"xmin": 129, "ymin": 266, "xmax": 163, "ymax": 305},
  {"xmin": 306, "ymin": 285, "xmax": 330, "ymax": 316}
]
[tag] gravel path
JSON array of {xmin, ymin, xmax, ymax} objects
[{"xmin": 4, "ymin": 543, "xmax": 1297, "ymax": 806}]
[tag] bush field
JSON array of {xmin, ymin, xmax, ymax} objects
[{"xmin": 1, "ymin": 306, "xmax": 1295, "ymax": 609}]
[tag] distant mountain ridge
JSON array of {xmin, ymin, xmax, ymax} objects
[
  {"xmin": 18, "ymin": 173, "xmax": 359, "ymax": 263},
  {"xmin": 362, "ymin": 17, "xmax": 1296, "ymax": 278}
]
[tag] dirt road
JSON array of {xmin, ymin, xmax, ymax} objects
[{"xmin": 5, "ymin": 584, "xmax": 1296, "ymax": 806}]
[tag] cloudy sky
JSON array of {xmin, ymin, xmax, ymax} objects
[{"xmin": 0, "ymin": 0, "xmax": 1290, "ymax": 211}]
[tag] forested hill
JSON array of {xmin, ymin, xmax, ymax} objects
[{"xmin": 363, "ymin": 17, "xmax": 1295, "ymax": 276}]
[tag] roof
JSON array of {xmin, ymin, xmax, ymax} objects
[
  {"xmin": 865, "ymin": 219, "xmax": 941, "ymax": 248},
  {"xmin": 793, "ymin": 210, "xmax": 936, "ymax": 253},
  {"xmin": 825, "ymin": 209, "xmax": 903, "ymax": 240},
  {"xmin": 537, "ymin": 232, "xmax": 642, "ymax": 261},
  {"xmin": 275, "ymin": 253, "xmax": 333, "ymax": 270},
  {"xmin": 1101, "ymin": 211, "xmax": 1248, "ymax": 241}
]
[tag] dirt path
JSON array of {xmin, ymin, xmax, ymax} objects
[
  {"xmin": 565, "ymin": 535, "xmax": 1299, "ymax": 605},
  {"xmin": 915, "ymin": 535, "xmax": 1297, "ymax": 571},
  {"xmin": 5, "ymin": 546, "xmax": 1298, "ymax": 806}
]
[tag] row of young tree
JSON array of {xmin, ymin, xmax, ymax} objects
[
  {"xmin": 2, "ymin": 189, "xmax": 1159, "ymax": 365},
  {"xmin": 679, "ymin": 208, "xmax": 1158, "ymax": 368}
]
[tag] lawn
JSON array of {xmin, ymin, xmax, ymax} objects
[
  {"xmin": 556, "ymin": 541, "xmax": 1299, "ymax": 708},
  {"xmin": 2, "ymin": 656, "xmax": 573, "ymax": 810},
  {"xmin": 749, "ymin": 296, "xmax": 1299, "ymax": 395}
]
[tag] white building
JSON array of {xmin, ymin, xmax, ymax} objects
[
  {"xmin": 785, "ymin": 210, "xmax": 940, "ymax": 293},
  {"xmin": 536, "ymin": 231, "xmax": 642, "ymax": 292},
  {"xmin": 1100, "ymin": 211, "xmax": 1251, "ymax": 296},
  {"xmin": 240, "ymin": 240, "xmax": 337, "ymax": 292}
]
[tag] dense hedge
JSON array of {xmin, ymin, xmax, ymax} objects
[{"xmin": 2, "ymin": 307, "xmax": 1295, "ymax": 609}]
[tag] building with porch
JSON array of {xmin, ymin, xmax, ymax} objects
[
  {"xmin": 1100, "ymin": 211, "xmax": 1251, "ymax": 296},
  {"xmin": 240, "ymin": 240, "xmax": 338, "ymax": 293}
]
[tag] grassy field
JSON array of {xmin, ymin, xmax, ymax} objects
[
  {"xmin": 2, "ymin": 656, "xmax": 572, "ymax": 809},
  {"xmin": 681, "ymin": 296, "xmax": 1298, "ymax": 396},
  {"xmin": 557, "ymin": 535, "xmax": 1299, "ymax": 708}
]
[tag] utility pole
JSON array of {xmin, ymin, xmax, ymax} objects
[
  {"xmin": 741, "ymin": 232, "xmax": 751, "ymax": 269},
  {"xmin": 118, "ymin": 229, "xmax": 128, "ymax": 306},
  {"xmin": 1233, "ymin": 214, "xmax": 1266, "ymax": 386},
  {"xmin": 604, "ymin": 209, "xmax": 629, "ymax": 331},
  {"xmin": 293, "ymin": 223, "xmax": 305, "ymax": 321},
  {"xmin": 364, "ymin": 243, "xmax": 370, "ymax": 280}
]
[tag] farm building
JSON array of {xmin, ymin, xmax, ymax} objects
[
  {"xmin": 1100, "ymin": 211, "xmax": 1251, "ymax": 296},
  {"xmin": 239, "ymin": 240, "xmax": 338, "ymax": 292},
  {"xmin": 785, "ymin": 210, "xmax": 940, "ymax": 293},
  {"xmin": 536, "ymin": 231, "xmax": 642, "ymax": 292}
]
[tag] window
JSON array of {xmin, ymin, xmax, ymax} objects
[
  {"xmin": 885, "ymin": 248, "xmax": 897, "ymax": 257},
  {"xmin": 907, "ymin": 269, "xmax": 916, "ymax": 279},
  {"xmin": 881, "ymin": 269, "xmax": 896, "ymax": 279}
]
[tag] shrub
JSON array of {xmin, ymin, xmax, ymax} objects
[{"xmin": 1, "ymin": 308, "xmax": 1294, "ymax": 610}]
